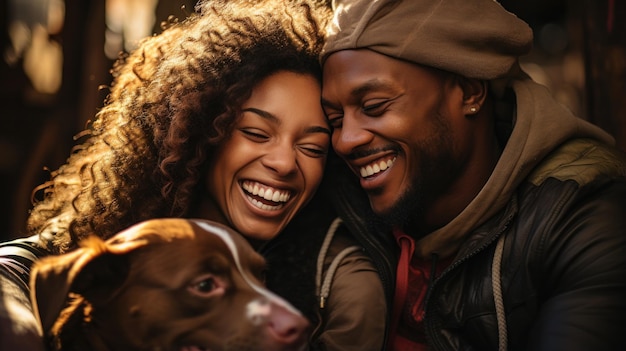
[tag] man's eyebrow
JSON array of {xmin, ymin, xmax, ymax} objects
[
  {"xmin": 322, "ymin": 79, "xmax": 397, "ymax": 108},
  {"xmin": 243, "ymin": 107, "xmax": 330, "ymax": 136},
  {"xmin": 321, "ymin": 98, "xmax": 339, "ymax": 109},
  {"xmin": 351, "ymin": 79, "xmax": 397, "ymax": 97},
  {"xmin": 305, "ymin": 125, "xmax": 331, "ymax": 136}
]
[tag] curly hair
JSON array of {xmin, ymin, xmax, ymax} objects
[{"xmin": 27, "ymin": 0, "xmax": 332, "ymax": 254}]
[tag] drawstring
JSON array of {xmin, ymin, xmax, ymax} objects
[
  {"xmin": 387, "ymin": 227, "xmax": 507, "ymax": 351},
  {"xmin": 316, "ymin": 217, "xmax": 361, "ymax": 308},
  {"xmin": 492, "ymin": 234, "xmax": 507, "ymax": 351},
  {"xmin": 319, "ymin": 246, "xmax": 361, "ymax": 308},
  {"xmin": 315, "ymin": 217, "xmax": 342, "ymax": 294}
]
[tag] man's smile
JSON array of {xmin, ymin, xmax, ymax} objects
[{"xmin": 359, "ymin": 156, "xmax": 397, "ymax": 178}]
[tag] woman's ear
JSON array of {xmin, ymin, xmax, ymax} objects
[{"xmin": 458, "ymin": 78, "xmax": 487, "ymax": 115}]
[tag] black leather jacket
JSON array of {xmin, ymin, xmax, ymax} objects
[{"xmin": 332, "ymin": 138, "xmax": 626, "ymax": 351}]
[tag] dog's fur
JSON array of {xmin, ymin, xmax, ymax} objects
[{"xmin": 30, "ymin": 218, "xmax": 309, "ymax": 351}]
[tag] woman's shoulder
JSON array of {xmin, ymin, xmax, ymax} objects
[
  {"xmin": 316, "ymin": 218, "xmax": 383, "ymax": 305},
  {"xmin": 0, "ymin": 234, "xmax": 49, "ymax": 351},
  {"xmin": 313, "ymin": 218, "xmax": 386, "ymax": 351},
  {"xmin": 0, "ymin": 233, "xmax": 51, "ymax": 293}
]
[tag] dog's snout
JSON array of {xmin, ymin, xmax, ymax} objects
[
  {"xmin": 246, "ymin": 297, "xmax": 309, "ymax": 346},
  {"xmin": 246, "ymin": 297, "xmax": 272, "ymax": 326}
]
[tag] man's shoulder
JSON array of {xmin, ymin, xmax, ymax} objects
[{"xmin": 528, "ymin": 138, "xmax": 626, "ymax": 187}]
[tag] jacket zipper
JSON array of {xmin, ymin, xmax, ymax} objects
[{"xmin": 424, "ymin": 209, "xmax": 515, "ymax": 350}]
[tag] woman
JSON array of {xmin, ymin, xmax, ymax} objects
[{"xmin": 0, "ymin": 0, "xmax": 385, "ymax": 350}]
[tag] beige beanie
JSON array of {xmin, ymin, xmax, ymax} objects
[{"xmin": 321, "ymin": 0, "xmax": 534, "ymax": 80}]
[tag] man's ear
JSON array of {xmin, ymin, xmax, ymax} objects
[
  {"xmin": 458, "ymin": 77, "xmax": 487, "ymax": 115},
  {"xmin": 30, "ymin": 237, "xmax": 134, "ymax": 335}
]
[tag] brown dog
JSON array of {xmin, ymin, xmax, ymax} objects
[{"xmin": 30, "ymin": 218, "xmax": 309, "ymax": 351}]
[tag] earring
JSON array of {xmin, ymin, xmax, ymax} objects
[{"xmin": 469, "ymin": 106, "xmax": 478, "ymax": 113}]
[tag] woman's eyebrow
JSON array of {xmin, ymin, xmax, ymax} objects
[{"xmin": 242, "ymin": 107, "xmax": 280, "ymax": 124}]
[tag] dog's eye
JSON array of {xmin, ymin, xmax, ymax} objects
[
  {"xmin": 197, "ymin": 279, "xmax": 216, "ymax": 292},
  {"xmin": 188, "ymin": 274, "xmax": 225, "ymax": 297}
]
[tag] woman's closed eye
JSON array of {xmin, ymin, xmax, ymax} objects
[
  {"xmin": 239, "ymin": 128, "xmax": 269, "ymax": 142},
  {"xmin": 298, "ymin": 143, "xmax": 328, "ymax": 158}
]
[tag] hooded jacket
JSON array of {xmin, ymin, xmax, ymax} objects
[
  {"xmin": 1, "ymin": 76, "xmax": 625, "ymax": 351},
  {"xmin": 0, "ymin": 184, "xmax": 386, "ymax": 351},
  {"xmin": 327, "ymin": 76, "xmax": 626, "ymax": 350},
  {"xmin": 262, "ymin": 181, "xmax": 387, "ymax": 351}
]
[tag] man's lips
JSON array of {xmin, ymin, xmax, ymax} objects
[{"xmin": 358, "ymin": 156, "xmax": 396, "ymax": 178}]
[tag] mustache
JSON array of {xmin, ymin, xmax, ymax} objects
[{"xmin": 344, "ymin": 145, "xmax": 400, "ymax": 160}]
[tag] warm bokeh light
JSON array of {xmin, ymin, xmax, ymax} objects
[
  {"xmin": 105, "ymin": 0, "xmax": 159, "ymax": 59},
  {"xmin": 6, "ymin": 0, "xmax": 65, "ymax": 94},
  {"xmin": 24, "ymin": 24, "xmax": 63, "ymax": 94},
  {"xmin": 5, "ymin": 0, "xmax": 160, "ymax": 94}
]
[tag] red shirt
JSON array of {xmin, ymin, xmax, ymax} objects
[{"xmin": 389, "ymin": 229, "xmax": 453, "ymax": 351}]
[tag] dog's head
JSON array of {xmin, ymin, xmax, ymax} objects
[{"xmin": 30, "ymin": 218, "xmax": 309, "ymax": 351}]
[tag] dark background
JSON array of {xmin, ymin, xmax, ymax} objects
[{"xmin": 1, "ymin": 0, "xmax": 625, "ymax": 241}]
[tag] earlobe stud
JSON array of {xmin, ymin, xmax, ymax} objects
[{"xmin": 469, "ymin": 106, "xmax": 478, "ymax": 113}]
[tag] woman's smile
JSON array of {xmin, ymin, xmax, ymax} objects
[
  {"xmin": 205, "ymin": 71, "xmax": 330, "ymax": 241},
  {"xmin": 241, "ymin": 180, "xmax": 293, "ymax": 212}
]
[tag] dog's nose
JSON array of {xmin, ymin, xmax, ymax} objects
[{"xmin": 247, "ymin": 297, "xmax": 309, "ymax": 345}]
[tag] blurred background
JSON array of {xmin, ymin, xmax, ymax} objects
[{"xmin": 0, "ymin": 0, "xmax": 624, "ymax": 241}]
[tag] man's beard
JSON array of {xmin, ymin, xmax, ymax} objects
[
  {"xmin": 373, "ymin": 113, "xmax": 458, "ymax": 234},
  {"xmin": 374, "ymin": 181, "xmax": 422, "ymax": 230}
]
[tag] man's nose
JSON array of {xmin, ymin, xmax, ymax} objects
[{"xmin": 332, "ymin": 114, "xmax": 373, "ymax": 156}]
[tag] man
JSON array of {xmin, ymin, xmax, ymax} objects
[{"xmin": 320, "ymin": 0, "xmax": 626, "ymax": 350}]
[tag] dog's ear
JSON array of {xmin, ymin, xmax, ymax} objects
[{"xmin": 30, "ymin": 236, "xmax": 137, "ymax": 335}]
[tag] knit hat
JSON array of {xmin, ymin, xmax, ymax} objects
[{"xmin": 321, "ymin": 0, "xmax": 534, "ymax": 80}]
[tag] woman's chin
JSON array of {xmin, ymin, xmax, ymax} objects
[{"xmin": 234, "ymin": 220, "xmax": 284, "ymax": 243}]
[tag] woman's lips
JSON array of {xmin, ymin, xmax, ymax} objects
[{"xmin": 241, "ymin": 180, "xmax": 293, "ymax": 211}]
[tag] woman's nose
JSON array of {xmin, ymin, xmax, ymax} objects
[{"xmin": 261, "ymin": 144, "xmax": 298, "ymax": 176}]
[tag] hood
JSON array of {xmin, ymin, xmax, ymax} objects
[{"xmin": 414, "ymin": 76, "xmax": 615, "ymax": 258}]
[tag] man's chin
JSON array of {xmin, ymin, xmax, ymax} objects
[
  {"xmin": 369, "ymin": 202, "xmax": 393, "ymax": 218},
  {"xmin": 369, "ymin": 200, "xmax": 404, "ymax": 227},
  {"xmin": 374, "ymin": 209, "xmax": 405, "ymax": 227},
  {"xmin": 369, "ymin": 189, "xmax": 421, "ymax": 228}
]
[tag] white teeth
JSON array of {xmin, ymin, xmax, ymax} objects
[
  {"xmin": 271, "ymin": 191, "xmax": 280, "ymax": 202},
  {"xmin": 380, "ymin": 160, "xmax": 389, "ymax": 171},
  {"xmin": 359, "ymin": 158, "xmax": 396, "ymax": 178},
  {"xmin": 360, "ymin": 167, "xmax": 368, "ymax": 178},
  {"xmin": 241, "ymin": 181, "xmax": 291, "ymax": 203},
  {"xmin": 248, "ymin": 196, "xmax": 283, "ymax": 211}
]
